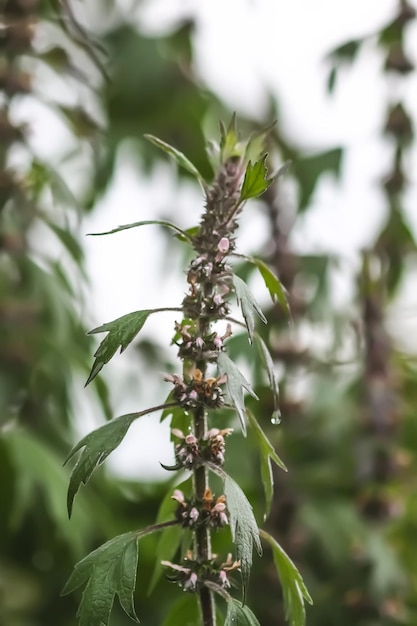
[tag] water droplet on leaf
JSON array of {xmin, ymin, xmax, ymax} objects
[{"xmin": 271, "ymin": 410, "xmax": 281, "ymax": 425}]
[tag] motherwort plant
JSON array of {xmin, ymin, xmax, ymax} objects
[{"xmin": 62, "ymin": 121, "xmax": 312, "ymax": 626}]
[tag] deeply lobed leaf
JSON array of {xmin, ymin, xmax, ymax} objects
[
  {"xmin": 209, "ymin": 464, "xmax": 262, "ymax": 597},
  {"xmin": 217, "ymin": 352, "xmax": 258, "ymax": 436},
  {"xmin": 252, "ymin": 258, "xmax": 291, "ymax": 317},
  {"xmin": 239, "ymin": 155, "xmax": 273, "ymax": 202},
  {"xmin": 86, "ymin": 310, "xmax": 152, "ymax": 384},
  {"xmin": 232, "ymin": 274, "xmax": 267, "ymax": 343},
  {"xmin": 64, "ymin": 413, "xmax": 139, "ymax": 516},
  {"xmin": 62, "ymin": 532, "xmax": 139, "ymax": 626}
]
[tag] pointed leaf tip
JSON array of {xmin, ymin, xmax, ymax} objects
[
  {"xmin": 65, "ymin": 413, "xmax": 138, "ymax": 516},
  {"xmin": 218, "ymin": 352, "xmax": 258, "ymax": 436},
  {"xmin": 86, "ymin": 310, "xmax": 152, "ymax": 385},
  {"xmin": 260, "ymin": 529, "xmax": 312, "ymax": 626},
  {"xmin": 240, "ymin": 155, "xmax": 273, "ymax": 201},
  {"xmin": 144, "ymin": 134, "xmax": 205, "ymax": 187}
]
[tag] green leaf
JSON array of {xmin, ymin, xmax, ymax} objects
[
  {"xmin": 208, "ymin": 464, "xmax": 262, "ymax": 597},
  {"xmin": 240, "ymin": 156, "xmax": 272, "ymax": 201},
  {"xmin": 326, "ymin": 66, "xmax": 338, "ymax": 94},
  {"xmin": 253, "ymin": 334, "xmax": 281, "ymax": 422},
  {"xmin": 62, "ymin": 524, "xmax": 178, "ymax": 626},
  {"xmin": 252, "ymin": 258, "xmax": 290, "ymax": 317},
  {"xmin": 86, "ymin": 310, "xmax": 152, "ymax": 384},
  {"xmin": 61, "ymin": 532, "xmax": 138, "ymax": 626},
  {"xmin": 61, "ymin": 532, "xmax": 139, "ymax": 626},
  {"xmin": 260, "ymin": 530, "xmax": 312, "ymax": 626},
  {"xmin": 293, "ymin": 148, "xmax": 343, "ymax": 211},
  {"xmin": 328, "ymin": 39, "xmax": 362, "ymax": 61},
  {"xmin": 6, "ymin": 430, "xmax": 91, "ymax": 556},
  {"xmin": 244, "ymin": 121, "xmax": 276, "ymax": 165},
  {"xmin": 160, "ymin": 594, "xmax": 201, "ymax": 626},
  {"xmin": 175, "ymin": 225, "xmax": 200, "ymax": 242},
  {"xmin": 64, "ymin": 413, "xmax": 139, "ymax": 516},
  {"xmin": 88, "ymin": 219, "xmax": 193, "ymax": 242},
  {"xmin": 218, "ymin": 352, "xmax": 258, "ymax": 436},
  {"xmin": 232, "ymin": 274, "xmax": 267, "ymax": 343},
  {"xmin": 220, "ymin": 114, "xmax": 245, "ymax": 161},
  {"xmin": 225, "ymin": 598, "xmax": 261, "ymax": 626},
  {"xmin": 247, "ymin": 409, "xmax": 287, "ymax": 519},
  {"xmin": 144, "ymin": 134, "xmax": 206, "ymax": 187},
  {"xmin": 46, "ymin": 220, "xmax": 84, "ymax": 266},
  {"xmin": 112, "ymin": 539, "xmax": 139, "ymax": 621}
]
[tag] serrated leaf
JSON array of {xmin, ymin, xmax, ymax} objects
[
  {"xmin": 253, "ymin": 335, "xmax": 281, "ymax": 420},
  {"xmin": 208, "ymin": 465, "xmax": 262, "ymax": 597},
  {"xmin": 252, "ymin": 258, "xmax": 290, "ymax": 317},
  {"xmin": 112, "ymin": 539, "xmax": 139, "ymax": 621},
  {"xmin": 144, "ymin": 134, "xmax": 205, "ymax": 187},
  {"xmin": 63, "ymin": 523, "xmax": 178, "ymax": 626},
  {"xmin": 225, "ymin": 598, "xmax": 261, "ymax": 626},
  {"xmin": 86, "ymin": 310, "xmax": 152, "ymax": 384},
  {"xmin": 260, "ymin": 530, "xmax": 312, "ymax": 626},
  {"xmin": 62, "ymin": 531, "xmax": 136, "ymax": 595},
  {"xmin": 247, "ymin": 409, "xmax": 287, "ymax": 519},
  {"xmin": 77, "ymin": 562, "xmax": 114, "ymax": 626},
  {"xmin": 64, "ymin": 413, "xmax": 139, "ymax": 516},
  {"xmin": 232, "ymin": 274, "xmax": 267, "ymax": 343},
  {"xmin": 217, "ymin": 352, "xmax": 258, "ymax": 436},
  {"xmin": 240, "ymin": 155, "xmax": 272, "ymax": 201},
  {"xmin": 244, "ymin": 121, "xmax": 276, "ymax": 165},
  {"xmin": 62, "ymin": 532, "xmax": 140, "ymax": 626},
  {"xmin": 88, "ymin": 219, "xmax": 192, "ymax": 242}
]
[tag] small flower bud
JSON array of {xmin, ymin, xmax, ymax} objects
[{"xmin": 218, "ymin": 237, "xmax": 230, "ymax": 254}]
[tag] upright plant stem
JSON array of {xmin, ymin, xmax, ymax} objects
[
  {"xmin": 193, "ymin": 312, "xmax": 215, "ymax": 626},
  {"xmin": 194, "ymin": 405, "xmax": 216, "ymax": 626}
]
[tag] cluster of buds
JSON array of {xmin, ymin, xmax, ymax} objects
[
  {"xmin": 192, "ymin": 156, "xmax": 246, "ymax": 257},
  {"xmin": 182, "ymin": 235, "xmax": 234, "ymax": 322},
  {"xmin": 162, "ymin": 552, "xmax": 241, "ymax": 592},
  {"xmin": 182, "ymin": 289, "xmax": 230, "ymax": 321},
  {"xmin": 187, "ymin": 237, "xmax": 231, "ymax": 283},
  {"xmin": 164, "ymin": 369, "xmax": 227, "ymax": 410},
  {"xmin": 171, "ymin": 426, "xmax": 233, "ymax": 468},
  {"xmin": 171, "ymin": 488, "xmax": 229, "ymax": 530},
  {"xmin": 175, "ymin": 322, "xmax": 232, "ymax": 363}
]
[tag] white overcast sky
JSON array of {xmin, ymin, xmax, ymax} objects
[{"xmin": 25, "ymin": 0, "xmax": 417, "ymax": 478}]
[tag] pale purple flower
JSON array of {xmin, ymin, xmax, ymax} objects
[
  {"xmin": 184, "ymin": 572, "xmax": 198, "ymax": 591},
  {"xmin": 172, "ymin": 489, "xmax": 185, "ymax": 504},
  {"xmin": 189, "ymin": 507, "xmax": 199, "ymax": 522}
]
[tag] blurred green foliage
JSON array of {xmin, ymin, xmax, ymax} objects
[{"xmin": 1, "ymin": 0, "xmax": 417, "ymax": 625}]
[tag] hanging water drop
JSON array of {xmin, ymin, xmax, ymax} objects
[{"xmin": 271, "ymin": 410, "xmax": 281, "ymax": 425}]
